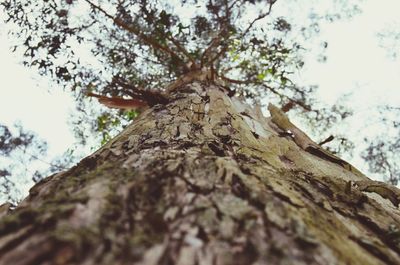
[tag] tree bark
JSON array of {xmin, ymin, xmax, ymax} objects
[{"xmin": 0, "ymin": 81, "xmax": 399, "ymax": 265}]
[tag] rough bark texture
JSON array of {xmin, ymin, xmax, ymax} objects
[{"xmin": 0, "ymin": 81, "xmax": 400, "ymax": 265}]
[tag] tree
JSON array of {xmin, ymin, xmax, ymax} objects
[
  {"xmin": 0, "ymin": 123, "xmax": 48, "ymax": 203},
  {"xmin": 1, "ymin": 80, "xmax": 400, "ymax": 264},
  {"xmin": 1, "ymin": 0, "xmax": 367, "ymax": 198},
  {"xmin": 1, "ymin": 0, "xmax": 400, "ymax": 264},
  {"xmin": 362, "ymin": 106, "xmax": 400, "ymax": 186}
]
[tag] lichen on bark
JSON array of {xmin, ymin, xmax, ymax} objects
[{"xmin": 0, "ymin": 81, "xmax": 399, "ymax": 265}]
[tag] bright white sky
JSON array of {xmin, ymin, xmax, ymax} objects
[
  {"xmin": 295, "ymin": 0, "xmax": 400, "ymax": 176},
  {"xmin": 0, "ymin": 48, "xmax": 76, "ymax": 156},
  {"xmin": 0, "ymin": 0, "xmax": 399, "ymax": 201},
  {"xmin": 302, "ymin": 0, "xmax": 400, "ymax": 107}
]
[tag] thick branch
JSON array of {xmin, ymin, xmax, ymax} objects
[
  {"xmin": 166, "ymin": 35, "xmax": 197, "ymax": 67},
  {"xmin": 201, "ymin": 34, "xmax": 223, "ymax": 67},
  {"xmin": 87, "ymin": 92, "xmax": 148, "ymax": 109},
  {"xmin": 204, "ymin": 46, "xmax": 228, "ymax": 68}
]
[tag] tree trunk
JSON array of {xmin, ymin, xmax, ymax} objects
[{"xmin": 0, "ymin": 81, "xmax": 399, "ymax": 265}]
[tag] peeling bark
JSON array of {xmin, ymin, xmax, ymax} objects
[{"xmin": 0, "ymin": 81, "xmax": 399, "ymax": 265}]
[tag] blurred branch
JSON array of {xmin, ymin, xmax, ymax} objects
[
  {"xmin": 261, "ymin": 84, "xmax": 312, "ymax": 111},
  {"xmin": 217, "ymin": 74, "xmax": 312, "ymax": 111}
]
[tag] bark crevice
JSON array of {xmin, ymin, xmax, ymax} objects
[{"xmin": 0, "ymin": 81, "xmax": 399, "ymax": 265}]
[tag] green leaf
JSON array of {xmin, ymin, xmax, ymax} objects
[
  {"xmin": 257, "ymin": 73, "xmax": 265, "ymax": 80},
  {"xmin": 281, "ymin": 77, "xmax": 287, "ymax": 85},
  {"xmin": 101, "ymin": 132, "xmax": 111, "ymax": 146},
  {"xmin": 124, "ymin": 110, "xmax": 139, "ymax": 120}
]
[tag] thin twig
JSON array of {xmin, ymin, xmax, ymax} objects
[
  {"xmin": 17, "ymin": 146, "xmax": 69, "ymax": 171},
  {"xmin": 219, "ymin": 74, "xmax": 254, "ymax": 84},
  {"xmin": 261, "ymin": 84, "xmax": 312, "ymax": 111},
  {"xmin": 228, "ymin": 0, "xmax": 241, "ymax": 11},
  {"xmin": 218, "ymin": 73, "xmax": 312, "ymax": 112},
  {"xmin": 318, "ymin": 135, "xmax": 334, "ymax": 146},
  {"xmin": 241, "ymin": 2, "xmax": 274, "ymax": 38}
]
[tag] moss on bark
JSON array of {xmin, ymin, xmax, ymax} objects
[{"xmin": 0, "ymin": 81, "xmax": 399, "ymax": 265}]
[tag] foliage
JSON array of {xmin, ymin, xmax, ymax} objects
[
  {"xmin": 1, "ymin": 0, "xmax": 361, "ymax": 141},
  {"xmin": 0, "ymin": 0, "xmax": 352, "ymax": 107},
  {"xmin": 362, "ymin": 106, "xmax": 400, "ymax": 185},
  {"xmin": 0, "ymin": 123, "xmax": 47, "ymax": 203},
  {"xmin": 4, "ymin": 0, "xmax": 397, "ymax": 203},
  {"xmin": 377, "ymin": 21, "xmax": 400, "ymax": 60},
  {"xmin": 0, "ymin": 123, "xmax": 82, "ymax": 203}
]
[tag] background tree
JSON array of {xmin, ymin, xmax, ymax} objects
[
  {"xmin": 360, "ymin": 24, "xmax": 400, "ymax": 186},
  {"xmin": 0, "ymin": 123, "xmax": 47, "ymax": 203},
  {"xmin": 362, "ymin": 106, "xmax": 400, "ymax": 185}
]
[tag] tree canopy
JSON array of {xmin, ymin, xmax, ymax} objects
[
  {"xmin": 1, "ymin": 0, "xmax": 399, "ymax": 202},
  {"xmin": 3, "ymin": 0, "xmax": 313, "ymax": 102}
]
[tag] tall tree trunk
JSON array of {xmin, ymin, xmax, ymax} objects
[{"xmin": 0, "ymin": 81, "xmax": 399, "ymax": 265}]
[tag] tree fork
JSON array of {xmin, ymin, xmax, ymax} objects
[{"xmin": 0, "ymin": 81, "xmax": 399, "ymax": 265}]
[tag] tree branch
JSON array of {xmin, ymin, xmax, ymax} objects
[
  {"xmin": 218, "ymin": 74, "xmax": 255, "ymax": 84},
  {"xmin": 84, "ymin": 0, "xmax": 187, "ymax": 69},
  {"xmin": 113, "ymin": 78, "xmax": 169, "ymax": 105},
  {"xmin": 200, "ymin": 0, "xmax": 243, "ymax": 67},
  {"xmin": 261, "ymin": 84, "xmax": 312, "ymax": 111},
  {"xmin": 201, "ymin": 35, "xmax": 221, "ymax": 67},
  {"xmin": 204, "ymin": 46, "xmax": 228, "ymax": 68},
  {"xmin": 166, "ymin": 35, "xmax": 197, "ymax": 68},
  {"xmin": 241, "ymin": 1, "xmax": 275, "ymax": 38},
  {"xmin": 218, "ymin": 73, "xmax": 312, "ymax": 112},
  {"xmin": 87, "ymin": 92, "xmax": 148, "ymax": 109}
]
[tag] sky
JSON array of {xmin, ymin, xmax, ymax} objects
[
  {"xmin": 301, "ymin": 0, "xmax": 400, "ymax": 107},
  {"xmin": 0, "ymin": 0, "xmax": 400, "ymax": 201},
  {"xmin": 0, "ymin": 43, "xmax": 76, "ymax": 156},
  {"xmin": 295, "ymin": 0, "xmax": 400, "ymax": 176}
]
